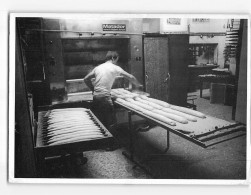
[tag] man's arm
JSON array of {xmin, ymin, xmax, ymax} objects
[
  {"xmin": 120, "ymin": 70, "xmax": 142, "ymax": 89},
  {"xmin": 83, "ymin": 70, "xmax": 95, "ymax": 92}
]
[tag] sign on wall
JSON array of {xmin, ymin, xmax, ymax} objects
[
  {"xmin": 192, "ymin": 18, "xmax": 210, "ymax": 23},
  {"xmin": 160, "ymin": 18, "xmax": 188, "ymax": 33},
  {"xmin": 102, "ymin": 24, "xmax": 126, "ymax": 31},
  {"xmin": 166, "ymin": 18, "xmax": 181, "ymax": 25}
]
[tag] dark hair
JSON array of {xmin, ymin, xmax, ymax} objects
[{"xmin": 105, "ymin": 51, "xmax": 119, "ymax": 61}]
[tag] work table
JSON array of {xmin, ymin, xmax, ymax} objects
[{"xmin": 188, "ymin": 65, "xmax": 220, "ymax": 92}]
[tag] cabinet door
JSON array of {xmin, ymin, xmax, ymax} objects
[{"xmin": 144, "ymin": 37, "xmax": 169, "ymax": 101}]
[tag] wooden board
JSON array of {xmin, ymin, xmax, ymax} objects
[
  {"xmin": 67, "ymin": 92, "xmax": 93, "ymax": 102},
  {"xmin": 115, "ymin": 101, "xmax": 245, "ymax": 148},
  {"xmin": 116, "ymin": 100, "xmax": 237, "ymax": 136},
  {"xmin": 173, "ymin": 115, "xmax": 236, "ymax": 136}
]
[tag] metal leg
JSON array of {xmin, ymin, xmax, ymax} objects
[
  {"xmin": 147, "ymin": 130, "xmax": 170, "ymax": 158},
  {"xmin": 200, "ymin": 80, "xmax": 203, "ymax": 98},
  {"xmin": 163, "ymin": 130, "xmax": 170, "ymax": 153},
  {"xmin": 134, "ymin": 129, "xmax": 171, "ymax": 167},
  {"xmin": 122, "ymin": 111, "xmax": 154, "ymax": 178},
  {"xmin": 122, "ymin": 111, "xmax": 135, "ymax": 160},
  {"xmin": 128, "ymin": 111, "xmax": 134, "ymax": 160}
]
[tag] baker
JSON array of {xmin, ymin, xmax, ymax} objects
[{"xmin": 84, "ymin": 51, "xmax": 142, "ymax": 130}]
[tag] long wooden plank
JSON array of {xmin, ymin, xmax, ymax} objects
[
  {"xmin": 115, "ymin": 101, "xmax": 245, "ymax": 148},
  {"xmin": 115, "ymin": 101, "xmax": 206, "ymax": 148}
]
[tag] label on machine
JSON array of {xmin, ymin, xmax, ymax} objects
[{"xmin": 102, "ymin": 24, "xmax": 126, "ymax": 31}]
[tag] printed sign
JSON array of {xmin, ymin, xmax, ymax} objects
[
  {"xmin": 166, "ymin": 18, "xmax": 181, "ymax": 25},
  {"xmin": 192, "ymin": 18, "xmax": 210, "ymax": 23},
  {"xmin": 102, "ymin": 24, "xmax": 126, "ymax": 31}
]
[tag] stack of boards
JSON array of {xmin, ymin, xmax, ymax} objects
[
  {"xmin": 41, "ymin": 108, "xmax": 109, "ymax": 146},
  {"xmin": 111, "ymin": 88, "xmax": 206, "ymax": 131}
]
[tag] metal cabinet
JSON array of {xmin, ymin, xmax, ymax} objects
[{"xmin": 143, "ymin": 34, "xmax": 189, "ymax": 106}]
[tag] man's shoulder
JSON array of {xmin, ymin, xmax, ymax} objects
[
  {"xmin": 97, "ymin": 62, "xmax": 124, "ymax": 72},
  {"xmin": 97, "ymin": 61, "xmax": 110, "ymax": 68},
  {"xmin": 111, "ymin": 64, "xmax": 123, "ymax": 71},
  {"xmin": 115, "ymin": 65, "xmax": 124, "ymax": 73},
  {"xmin": 94, "ymin": 62, "xmax": 106, "ymax": 70}
]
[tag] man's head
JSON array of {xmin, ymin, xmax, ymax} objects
[{"xmin": 105, "ymin": 51, "xmax": 119, "ymax": 64}]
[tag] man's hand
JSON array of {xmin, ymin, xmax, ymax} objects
[
  {"xmin": 129, "ymin": 82, "xmax": 143, "ymax": 91},
  {"xmin": 135, "ymin": 84, "xmax": 143, "ymax": 91},
  {"xmin": 120, "ymin": 70, "xmax": 142, "ymax": 90}
]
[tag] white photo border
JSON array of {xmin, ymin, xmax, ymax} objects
[{"xmin": 8, "ymin": 13, "xmax": 251, "ymax": 185}]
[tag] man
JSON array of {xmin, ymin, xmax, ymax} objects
[{"xmin": 84, "ymin": 51, "xmax": 142, "ymax": 129}]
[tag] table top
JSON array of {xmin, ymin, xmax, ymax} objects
[
  {"xmin": 198, "ymin": 74, "xmax": 235, "ymax": 84},
  {"xmin": 188, "ymin": 65, "xmax": 219, "ymax": 69},
  {"xmin": 114, "ymin": 100, "xmax": 245, "ymax": 148},
  {"xmin": 115, "ymin": 101, "xmax": 235, "ymax": 135}
]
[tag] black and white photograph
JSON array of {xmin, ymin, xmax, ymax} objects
[{"xmin": 9, "ymin": 13, "xmax": 249, "ymax": 184}]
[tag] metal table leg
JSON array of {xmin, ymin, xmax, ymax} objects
[
  {"xmin": 200, "ymin": 79, "xmax": 203, "ymax": 98},
  {"xmin": 122, "ymin": 111, "xmax": 154, "ymax": 178},
  {"xmin": 128, "ymin": 111, "xmax": 134, "ymax": 160},
  {"xmin": 143, "ymin": 130, "xmax": 170, "ymax": 162},
  {"xmin": 163, "ymin": 130, "xmax": 170, "ymax": 153},
  {"xmin": 122, "ymin": 111, "xmax": 135, "ymax": 161}
]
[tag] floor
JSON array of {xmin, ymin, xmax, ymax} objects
[{"xmin": 44, "ymin": 89, "xmax": 246, "ymax": 179}]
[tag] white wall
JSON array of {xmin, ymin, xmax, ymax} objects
[
  {"xmin": 188, "ymin": 19, "xmax": 230, "ymax": 68},
  {"xmin": 160, "ymin": 18, "xmax": 188, "ymax": 33},
  {"xmin": 60, "ymin": 18, "xmax": 130, "ymax": 38},
  {"xmin": 142, "ymin": 18, "xmax": 160, "ymax": 33},
  {"xmin": 189, "ymin": 18, "xmax": 228, "ymax": 33}
]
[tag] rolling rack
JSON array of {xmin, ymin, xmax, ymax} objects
[
  {"xmin": 34, "ymin": 107, "xmax": 115, "ymax": 177},
  {"xmin": 115, "ymin": 101, "xmax": 246, "ymax": 178}
]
